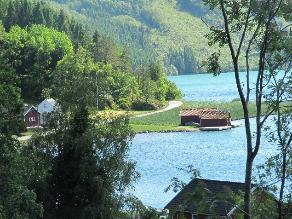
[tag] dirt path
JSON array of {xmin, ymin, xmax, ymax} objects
[{"xmin": 133, "ymin": 100, "xmax": 183, "ymax": 118}]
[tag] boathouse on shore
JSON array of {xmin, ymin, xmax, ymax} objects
[{"xmin": 180, "ymin": 108, "xmax": 231, "ymax": 127}]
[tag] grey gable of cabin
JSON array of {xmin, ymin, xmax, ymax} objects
[
  {"xmin": 23, "ymin": 105, "xmax": 38, "ymax": 116},
  {"xmin": 164, "ymin": 178, "xmax": 246, "ymax": 217}
]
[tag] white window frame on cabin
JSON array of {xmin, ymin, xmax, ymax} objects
[{"xmin": 29, "ymin": 117, "xmax": 36, "ymax": 122}]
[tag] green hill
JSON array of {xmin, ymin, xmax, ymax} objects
[{"xmin": 47, "ymin": 0, "xmax": 250, "ymax": 75}]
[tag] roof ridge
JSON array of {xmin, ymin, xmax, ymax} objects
[
  {"xmin": 191, "ymin": 178, "xmax": 245, "ymax": 185},
  {"xmin": 23, "ymin": 105, "xmax": 38, "ymax": 116}
]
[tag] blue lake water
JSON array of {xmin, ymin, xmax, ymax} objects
[
  {"xmin": 128, "ymin": 72, "xmax": 282, "ymax": 208},
  {"xmin": 129, "ymin": 119, "xmax": 278, "ymax": 208},
  {"xmin": 168, "ymin": 72, "xmax": 258, "ymax": 101}
]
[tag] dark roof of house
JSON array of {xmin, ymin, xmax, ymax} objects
[
  {"xmin": 165, "ymin": 178, "xmax": 246, "ymax": 217},
  {"xmin": 23, "ymin": 105, "xmax": 39, "ymax": 116},
  {"xmin": 180, "ymin": 108, "xmax": 218, "ymax": 117},
  {"xmin": 200, "ymin": 111, "xmax": 231, "ymax": 120}
]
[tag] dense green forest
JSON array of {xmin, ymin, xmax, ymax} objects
[
  {"xmin": 45, "ymin": 0, "xmax": 256, "ymax": 74},
  {"xmin": 0, "ymin": 0, "xmax": 181, "ymax": 109}
]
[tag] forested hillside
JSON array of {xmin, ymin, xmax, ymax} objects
[
  {"xmin": 46, "ymin": 0, "xmax": 253, "ymax": 74},
  {"xmin": 0, "ymin": 0, "xmax": 181, "ymax": 108}
]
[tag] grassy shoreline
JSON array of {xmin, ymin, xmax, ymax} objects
[
  {"xmin": 130, "ymin": 100, "xmax": 270, "ymax": 133},
  {"xmin": 20, "ymin": 100, "xmax": 290, "ymax": 136}
]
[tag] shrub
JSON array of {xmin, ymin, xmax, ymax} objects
[
  {"xmin": 131, "ymin": 100, "xmax": 162, "ymax": 111},
  {"xmin": 165, "ymin": 81, "xmax": 183, "ymax": 100}
]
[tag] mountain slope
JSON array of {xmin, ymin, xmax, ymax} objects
[{"xmin": 47, "ymin": 0, "xmax": 246, "ymax": 74}]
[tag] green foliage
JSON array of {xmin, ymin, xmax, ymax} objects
[
  {"xmin": 53, "ymin": 48, "xmax": 180, "ymax": 111},
  {"xmin": 0, "ymin": 57, "xmax": 24, "ymax": 135},
  {"xmin": 0, "ymin": 135, "xmax": 43, "ymax": 219},
  {"xmin": 48, "ymin": 0, "xmax": 247, "ymax": 74},
  {"xmin": 29, "ymin": 105, "xmax": 137, "ymax": 218},
  {"xmin": 203, "ymin": 52, "xmax": 221, "ymax": 75},
  {"xmin": 0, "ymin": 2, "xmax": 158, "ymax": 217},
  {"xmin": 140, "ymin": 207, "xmax": 160, "ymax": 219},
  {"xmin": 0, "ymin": 22, "xmax": 43, "ymax": 219},
  {"xmin": 53, "ymin": 48, "xmax": 141, "ymax": 111},
  {"xmin": 132, "ymin": 100, "xmax": 161, "ymax": 111},
  {"xmin": 0, "ymin": 0, "xmax": 181, "ymax": 107},
  {"xmin": 1, "ymin": 24, "xmax": 73, "ymax": 99},
  {"xmin": 32, "ymin": 2, "xmax": 45, "ymax": 25},
  {"xmin": 250, "ymin": 189, "xmax": 278, "ymax": 218},
  {"xmin": 0, "ymin": 0, "xmax": 90, "ymax": 48},
  {"xmin": 136, "ymin": 63, "xmax": 182, "ymax": 108},
  {"xmin": 187, "ymin": 0, "xmax": 291, "ymax": 216},
  {"xmin": 165, "ymin": 81, "xmax": 182, "ymax": 100},
  {"xmin": 52, "ymin": 47, "xmax": 98, "ymax": 110},
  {"xmin": 91, "ymin": 31, "xmax": 132, "ymax": 72}
]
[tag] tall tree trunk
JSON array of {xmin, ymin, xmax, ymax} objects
[
  {"xmin": 278, "ymin": 150, "xmax": 287, "ymax": 219},
  {"xmin": 232, "ymin": 59, "xmax": 253, "ymax": 219},
  {"xmin": 244, "ymin": 155, "xmax": 253, "ymax": 219}
]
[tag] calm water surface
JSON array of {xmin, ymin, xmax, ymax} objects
[
  {"xmin": 129, "ymin": 119, "xmax": 278, "ymax": 208},
  {"xmin": 168, "ymin": 72, "xmax": 258, "ymax": 101},
  {"xmin": 129, "ymin": 73, "xmax": 280, "ymax": 208}
]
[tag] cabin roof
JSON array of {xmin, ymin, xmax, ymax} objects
[
  {"xmin": 165, "ymin": 178, "xmax": 246, "ymax": 216},
  {"xmin": 23, "ymin": 105, "xmax": 39, "ymax": 116}
]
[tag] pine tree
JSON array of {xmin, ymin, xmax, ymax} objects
[
  {"xmin": 3, "ymin": 1, "xmax": 16, "ymax": 30},
  {"xmin": 43, "ymin": 7, "xmax": 54, "ymax": 27},
  {"xmin": 32, "ymin": 2, "xmax": 45, "ymax": 25},
  {"xmin": 38, "ymin": 102, "xmax": 137, "ymax": 218},
  {"xmin": 18, "ymin": 0, "xmax": 32, "ymax": 28},
  {"xmin": 0, "ymin": 0, "xmax": 8, "ymax": 20},
  {"xmin": 49, "ymin": 106, "xmax": 98, "ymax": 218},
  {"xmin": 70, "ymin": 21, "xmax": 87, "ymax": 48},
  {"xmin": 57, "ymin": 10, "xmax": 69, "ymax": 33}
]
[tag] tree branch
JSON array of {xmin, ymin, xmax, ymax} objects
[{"xmin": 236, "ymin": 6, "xmax": 251, "ymax": 59}]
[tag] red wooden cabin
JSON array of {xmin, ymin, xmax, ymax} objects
[{"xmin": 24, "ymin": 106, "xmax": 41, "ymax": 129}]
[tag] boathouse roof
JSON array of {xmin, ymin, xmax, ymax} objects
[
  {"xmin": 180, "ymin": 108, "xmax": 218, "ymax": 117},
  {"xmin": 180, "ymin": 108, "xmax": 230, "ymax": 119}
]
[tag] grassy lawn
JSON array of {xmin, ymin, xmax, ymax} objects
[{"xmin": 130, "ymin": 100, "xmax": 271, "ymax": 132}]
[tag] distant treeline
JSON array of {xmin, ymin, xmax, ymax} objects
[
  {"xmin": 0, "ymin": 0, "xmax": 88, "ymax": 47},
  {"xmin": 46, "ymin": 0, "xmax": 243, "ymax": 75},
  {"xmin": 48, "ymin": 0, "xmax": 204, "ymax": 75}
]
